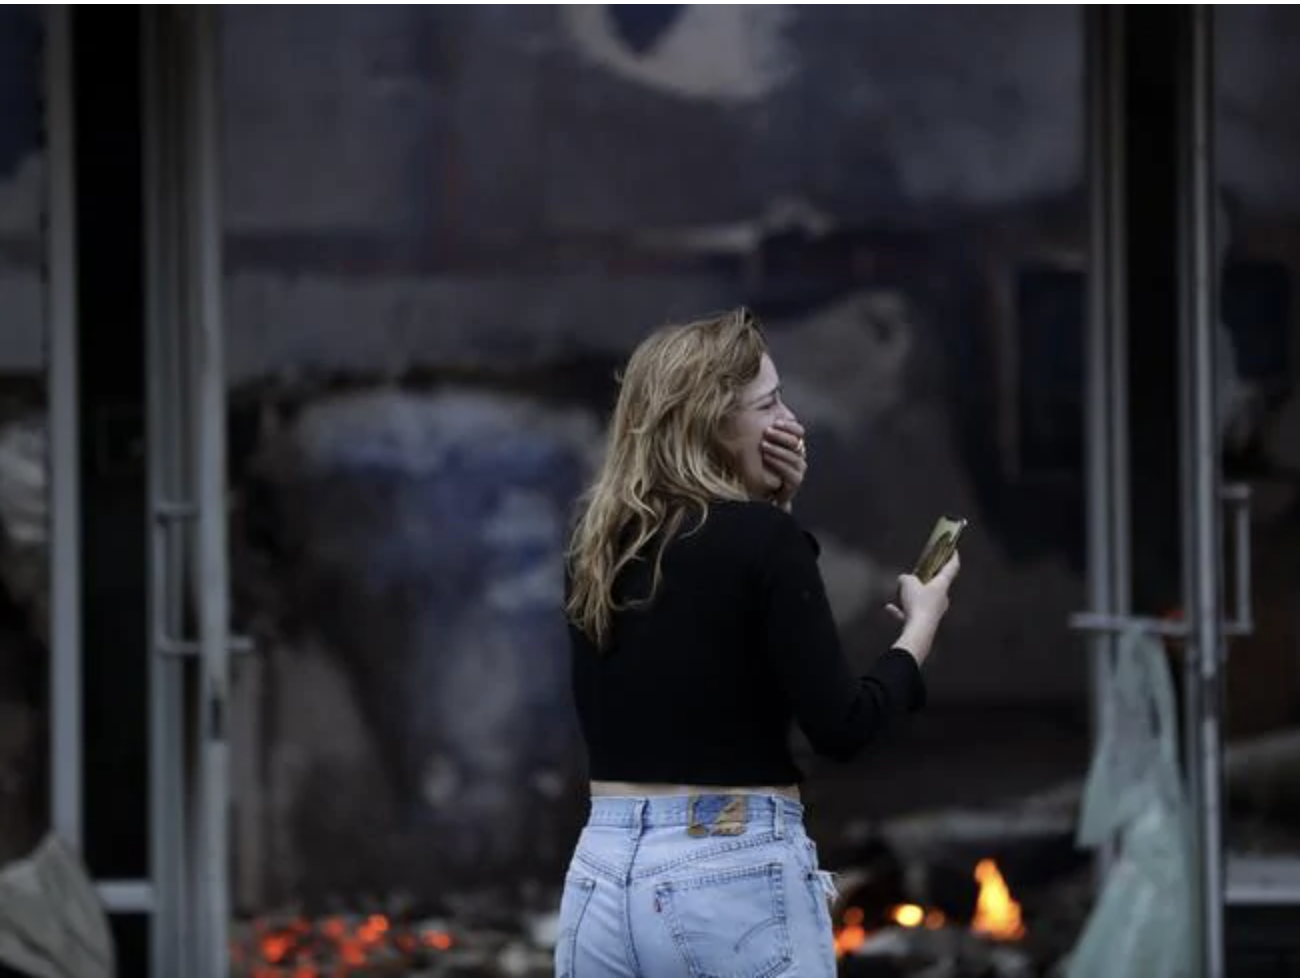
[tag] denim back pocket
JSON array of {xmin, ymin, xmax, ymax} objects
[
  {"xmin": 554, "ymin": 874, "xmax": 597, "ymax": 978},
  {"xmin": 656, "ymin": 862, "xmax": 793, "ymax": 978}
]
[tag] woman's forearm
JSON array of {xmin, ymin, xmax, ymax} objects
[{"xmin": 894, "ymin": 615, "xmax": 941, "ymax": 665}]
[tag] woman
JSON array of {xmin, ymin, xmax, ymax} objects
[{"xmin": 557, "ymin": 308, "xmax": 959, "ymax": 977}]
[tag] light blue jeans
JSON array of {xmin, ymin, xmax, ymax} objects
[{"xmin": 554, "ymin": 793, "xmax": 839, "ymax": 977}]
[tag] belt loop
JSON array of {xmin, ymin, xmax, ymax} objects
[
  {"xmin": 631, "ymin": 799, "xmax": 647, "ymax": 840},
  {"xmin": 773, "ymin": 797, "xmax": 785, "ymax": 839}
]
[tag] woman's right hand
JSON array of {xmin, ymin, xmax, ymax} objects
[{"xmin": 886, "ymin": 552, "xmax": 960, "ymax": 664}]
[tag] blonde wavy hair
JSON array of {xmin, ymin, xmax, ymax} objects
[{"xmin": 565, "ymin": 308, "xmax": 768, "ymax": 648}]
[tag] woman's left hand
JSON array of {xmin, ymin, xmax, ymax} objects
[{"xmin": 761, "ymin": 420, "xmax": 808, "ymax": 512}]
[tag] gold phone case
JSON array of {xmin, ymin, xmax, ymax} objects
[{"xmin": 913, "ymin": 516, "xmax": 967, "ymax": 583}]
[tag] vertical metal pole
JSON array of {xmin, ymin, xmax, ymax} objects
[
  {"xmin": 1178, "ymin": 6, "xmax": 1226, "ymax": 976},
  {"xmin": 1082, "ymin": 3, "xmax": 1112, "ymax": 876},
  {"xmin": 43, "ymin": 3, "xmax": 83, "ymax": 854},
  {"xmin": 1083, "ymin": 3, "xmax": 1130, "ymax": 880},
  {"xmin": 188, "ymin": 8, "xmax": 232, "ymax": 976},
  {"xmin": 143, "ymin": 8, "xmax": 190, "ymax": 973},
  {"xmin": 1100, "ymin": 12, "xmax": 1131, "ymax": 662}
]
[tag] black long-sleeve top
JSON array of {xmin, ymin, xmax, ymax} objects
[{"xmin": 567, "ymin": 500, "xmax": 926, "ymax": 785}]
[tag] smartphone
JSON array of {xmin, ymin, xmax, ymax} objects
[{"xmin": 913, "ymin": 515, "xmax": 968, "ymax": 583}]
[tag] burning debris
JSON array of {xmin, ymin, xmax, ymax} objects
[
  {"xmin": 228, "ymin": 853, "xmax": 1038, "ymax": 978},
  {"xmin": 833, "ymin": 856, "xmax": 1039, "ymax": 977},
  {"xmin": 231, "ymin": 913, "xmax": 453, "ymax": 976},
  {"xmin": 229, "ymin": 911, "xmax": 556, "ymax": 978}
]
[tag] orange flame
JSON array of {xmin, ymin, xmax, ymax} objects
[
  {"xmin": 970, "ymin": 859, "xmax": 1026, "ymax": 941},
  {"xmin": 833, "ymin": 906, "xmax": 868, "ymax": 958},
  {"xmin": 888, "ymin": 903, "xmax": 947, "ymax": 930},
  {"xmin": 832, "ymin": 857, "xmax": 1025, "ymax": 959}
]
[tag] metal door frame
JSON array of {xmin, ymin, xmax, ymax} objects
[
  {"xmin": 1077, "ymin": 7, "xmax": 1229, "ymax": 977},
  {"xmin": 1080, "ymin": 4, "xmax": 1130, "ymax": 890},
  {"xmin": 45, "ymin": 7, "xmax": 233, "ymax": 977},
  {"xmin": 44, "ymin": 0, "xmax": 84, "ymax": 894},
  {"xmin": 1179, "ymin": 9, "xmax": 1229, "ymax": 973},
  {"xmin": 1081, "ymin": 7, "xmax": 1300, "ymax": 977}
]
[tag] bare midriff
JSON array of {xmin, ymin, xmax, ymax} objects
[{"xmin": 590, "ymin": 780, "xmax": 800, "ymax": 802}]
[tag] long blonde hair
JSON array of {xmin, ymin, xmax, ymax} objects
[{"xmin": 565, "ymin": 308, "xmax": 767, "ymax": 648}]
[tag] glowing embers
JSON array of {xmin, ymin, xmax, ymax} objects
[{"xmin": 231, "ymin": 913, "xmax": 453, "ymax": 976}]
